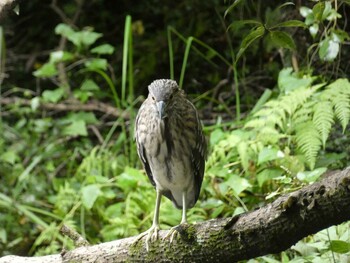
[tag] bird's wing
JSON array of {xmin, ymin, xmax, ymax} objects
[
  {"xmin": 135, "ymin": 109, "xmax": 156, "ymax": 188},
  {"xmin": 188, "ymin": 102, "xmax": 207, "ymax": 202}
]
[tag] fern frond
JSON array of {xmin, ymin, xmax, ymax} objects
[
  {"xmin": 280, "ymin": 86, "xmax": 317, "ymax": 115},
  {"xmin": 256, "ymin": 126, "xmax": 287, "ymax": 144},
  {"xmin": 237, "ymin": 141, "xmax": 249, "ymax": 172},
  {"xmin": 247, "ymin": 87, "xmax": 317, "ymax": 132},
  {"xmin": 295, "ymin": 121, "xmax": 322, "ymax": 170},
  {"xmin": 334, "ymin": 93, "xmax": 350, "ymax": 132},
  {"xmin": 245, "ymin": 118, "xmax": 274, "ymax": 129},
  {"xmin": 322, "ymin": 78, "xmax": 350, "ymax": 131},
  {"xmin": 292, "ymin": 100, "xmax": 316, "ymax": 127},
  {"xmin": 313, "ymin": 101, "xmax": 334, "ymax": 148}
]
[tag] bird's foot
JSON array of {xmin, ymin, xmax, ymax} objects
[
  {"xmin": 134, "ymin": 224, "xmax": 160, "ymax": 251},
  {"xmin": 163, "ymin": 224, "xmax": 182, "ymax": 243}
]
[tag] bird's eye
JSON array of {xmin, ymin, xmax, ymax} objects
[
  {"xmin": 152, "ymin": 96, "xmax": 155, "ymax": 101},
  {"xmin": 169, "ymin": 94, "xmax": 173, "ymax": 100}
]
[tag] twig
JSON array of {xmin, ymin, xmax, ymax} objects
[
  {"xmin": 60, "ymin": 224, "xmax": 90, "ymax": 247},
  {"xmin": 0, "ymin": 97, "xmax": 130, "ymax": 119}
]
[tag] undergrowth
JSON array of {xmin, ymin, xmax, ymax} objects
[{"xmin": 1, "ymin": 1, "xmax": 350, "ymax": 262}]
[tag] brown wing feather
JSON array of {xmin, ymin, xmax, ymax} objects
[
  {"xmin": 135, "ymin": 109, "xmax": 156, "ymax": 188},
  {"xmin": 187, "ymin": 100, "xmax": 207, "ymax": 203}
]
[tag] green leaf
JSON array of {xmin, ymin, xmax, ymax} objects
[
  {"xmin": 331, "ymin": 29, "xmax": 350, "ymax": 42},
  {"xmin": 258, "ymin": 147, "xmax": 283, "ymax": 165},
  {"xmin": 80, "ymin": 79, "xmax": 100, "ymax": 91},
  {"xmin": 42, "ymin": 87, "xmax": 65, "ymax": 103},
  {"xmin": 81, "ymin": 185, "xmax": 101, "ymax": 209},
  {"xmin": 329, "ymin": 240, "xmax": 350, "ymax": 254},
  {"xmin": 237, "ymin": 141, "xmax": 249, "ymax": 171},
  {"xmin": 49, "ymin": 50, "xmax": 74, "ymax": 63},
  {"xmin": 33, "ymin": 63, "xmax": 57, "ymax": 77},
  {"xmin": 236, "ymin": 26, "xmax": 265, "ymax": 62},
  {"xmin": 313, "ymin": 101, "xmax": 334, "ymax": 148},
  {"xmin": 295, "ymin": 121, "xmax": 322, "ymax": 169},
  {"xmin": 269, "ymin": 31, "xmax": 296, "ymax": 50},
  {"xmin": 224, "ymin": 0, "xmax": 244, "ymax": 18},
  {"xmin": 278, "ymin": 67, "xmax": 315, "ymax": 93},
  {"xmin": 313, "ymin": 2, "xmax": 325, "ymax": 21},
  {"xmin": 55, "ymin": 23, "xmax": 75, "ymax": 39},
  {"xmin": 322, "ymin": 78, "xmax": 350, "ymax": 132},
  {"xmin": 276, "ymin": 2, "xmax": 295, "ymax": 10},
  {"xmin": 250, "ymin": 89, "xmax": 272, "ymax": 114},
  {"xmin": 79, "ymin": 30, "xmax": 102, "ymax": 47},
  {"xmin": 210, "ymin": 129, "xmax": 225, "ymax": 145},
  {"xmin": 322, "ymin": 1, "xmax": 335, "ymax": 20},
  {"xmin": 309, "ymin": 23, "xmax": 319, "ymax": 38},
  {"xmin": 220, "ymin": 174, "xmax": 251, "ymax": 196},
  {"xmin": 270, "ymin": 20, "xmax": 306, "ymax": 29},
  {"xmin": 257, "ymin": 169, "xmax": 283, "ymax": 187},
  {"xmin": 0, "ymin": 150, "xmax": 18, "ymax": 165},
  {"xmin": 296, "ymin": 167, "xmax": 327, "ymax": 183},
  {"xmin": 105, "ymin": 203, "xmax": 124, "ymax": 218},
  {"xmin": 116, "ymin": 167, "xmax": 145, "ymax": 194},
  {"xmin": 55, "ymin": 23, "xmax": 102, "ymax": 48},
  {"xmin": 64, "ymin": 112, "xmax": 98, "ymax": 124},
  {"xmin": 319, "ymin": 37, "xmax": 339, "ymax": 61},
  {"xmin": 31, "ymin": 97, "xmax": 40, "ymax": 111},
  {"xmin": 91, "ymin": 44, "xmax": 115, "ymax": 55},
  {"xmin": 84, "ymin": 58, "xmax": 107, "ymax": 70},
  {"xmin": 74, "ymin": 90, "xmax": 92, "ymax": 103},
  {"xmin": 0, "ymin": 228, "xmax": 6, "ymax": 243},
  {"xmin": 300, "ymin": 6, "xmax": 312, "ymax": 18},
  {"xmin": 63, "ymin": 120, "xmax": 88, "ymax": 136}
]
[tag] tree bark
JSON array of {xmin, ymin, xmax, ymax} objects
[{"xmin": 1, "ymin": 167, "xmax": 350, "ymax": 263}]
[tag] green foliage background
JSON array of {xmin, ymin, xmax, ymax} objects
[{"xmin": 1, "ymin": 0, "xmax": 350, "ymax": 261}]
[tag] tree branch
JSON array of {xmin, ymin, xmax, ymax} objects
[
  {"xmin": 1, "ymin": 167, "xmax": 350, "ymax": 263},
  {"xmin": 0, "ymin": 96, "xmax": 129, "ymax": 119}
]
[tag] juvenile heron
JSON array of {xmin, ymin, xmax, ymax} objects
[{"xmin": 134, "ymin": 79, "xmax": 206, "ymax": 250}]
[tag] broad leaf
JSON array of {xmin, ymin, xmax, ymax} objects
[
  {"xmin": 270, "ymin": 20, "xmax": 306, "ymax": 29},
  {"xmin": 329, "ymin": 240, "xmax": 350, "ymax": 254},
  {"xmin": 224, "ymin": 0, "xmax": 244, "ymax": 18},
  {"xmin": 269, "ymin": 31, "xmax": 296, "ymax": 50},
  {"xmin": 91, "ymin": 44, "xmax": 115, "ymax": 55},
  {"xmin": 81, "ymin": 185, "xmax": 101, "ymax": 209},
  {"xmin": 319, "ymin": 37, "xmax": 339, "ymax": 61},
  {"xmin": 81, "ymin": 79, "xmax": 100, "ymax": 91},
  {"xmin": 42, "ymin": 87, "xmax": 65, "ymax": 103},
  {"xmin": 236, "ymin": 26, "xmax": 265, "ymax": 62},
  {"xmin": 84, "ymin": 58, "xmax": 108, "ymax": 70},
  {"xmin": 49, "ymin": 50, "xmax": 74, "ymax": 63},
  {"xmin": 33, "ymin": 63, "xmax": 57, "ymax": 78},
  {"xmin": 258, "ymin": 147, "xmax": 283, "ymax": 165},
  {"xmin": 63, "ymin": 120, "xmax": 88, "ymax": 136},
  {"xmin": 296, "ymin": 167, "xmax": 327, "ymax": 183}
]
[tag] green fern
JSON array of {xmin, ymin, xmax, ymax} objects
[
  {"xmin": 295, "ymin": 121, "xmax": 322, "ymax": 170},
  {"xmin": 246, "ymin": 86, "xmax": 318, "ymax": 132},
  {"xmin": 231, "ymin": 77, "xmax": 349, "ymax": 172},
  {"xmin": 312, "ymin": 101, "xmax": 334, "ymax": 148},
  {"xmin": 292, "ymin": 100, "xmax": 316, "ymax": 127},
  {"xmin": 279, "ymin": 86, "xmax": 318, "ymax": 116},
  {"xmin": 322, "ymin": 78, "xmax": 350, "ymax": 132}
]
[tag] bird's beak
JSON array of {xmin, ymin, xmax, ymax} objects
[{"xmin": 156, "ymin": 101, "xmax": 166, "ymax": 119}]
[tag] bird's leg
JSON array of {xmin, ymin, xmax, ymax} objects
[
  {"xmin": 164, "ymin": 191, "xmax": 187, "ymax": 243},
  {"xmin": 134, "ymin": 189, "xmax": 162, "ymax": 251}
]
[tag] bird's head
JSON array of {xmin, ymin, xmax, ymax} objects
[{"xmin": 148, "ymin": 79, "xmax": 180, "ymax": 119}]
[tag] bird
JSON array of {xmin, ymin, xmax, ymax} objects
[{"xmin": 134, "ymin": 79, "xmax": 206, "ymax": 251}]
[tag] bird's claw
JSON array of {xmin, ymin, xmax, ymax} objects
[
  {"xmin": 164, "ymin": 226, "xmax": 180, "ymax": 243},
  {"xmin": 134, "ymin": 224, "xmax": 160, "ymax": 251}
]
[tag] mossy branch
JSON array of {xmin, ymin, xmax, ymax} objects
[{"xmin": 1, "ymin": 167, "xmax": 350, "ymax": 263}]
